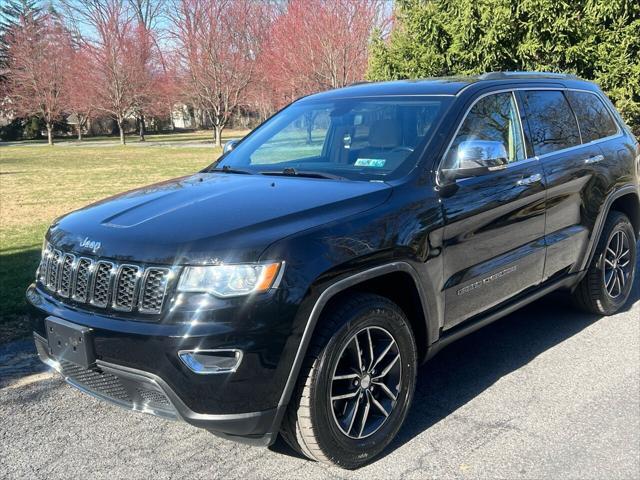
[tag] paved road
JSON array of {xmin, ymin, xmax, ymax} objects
[{"xmin": 2, "ymin": 270, "xmax": 639, "ymax": 479}]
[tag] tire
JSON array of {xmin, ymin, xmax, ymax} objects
[
  {"xmin": 572, "ymin": 211, "xmax": 637, "ymax": 315},
  {"xmin": 280, "ymin": 293, "xmax": 417, "ymax": 469}
]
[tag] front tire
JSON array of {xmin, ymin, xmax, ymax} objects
[
  {"xmin": 572, "ymin": 211, "xmax": 637, "ymax": 315},
  {"xmin": 280, "ymin": 293, "xmax": 417, "ymax": 469}
]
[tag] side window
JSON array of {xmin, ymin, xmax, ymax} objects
[
  {"xmin": 521, "ymin": 91, "xmax": 581, "ymax": 156},
  {"xmin": 443, "ymin": 92, "xmax": 525, "ymax": 170},
  {"xmin": 566, "ymin": 91, "xmax": 618, "ymax": 143}
]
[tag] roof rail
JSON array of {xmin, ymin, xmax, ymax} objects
[{"xmin": 479, "ymin": 71, "xmax": 580, "ymax": 80}]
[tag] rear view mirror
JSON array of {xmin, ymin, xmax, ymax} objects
[{"xmin": 441, "ymin": 140, "xmax": 509, "ymax": 181}]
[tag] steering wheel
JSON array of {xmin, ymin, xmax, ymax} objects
[{"xmin": 390, "ymin": 146, "xmax": 414, "ymax": 153}]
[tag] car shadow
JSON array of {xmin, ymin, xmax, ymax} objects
[{"xmin": 271, "ymin": 246, "xmax": 639, "ymax": 461}]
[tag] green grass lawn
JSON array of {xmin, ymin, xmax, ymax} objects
[{"xmin": 0, "ymin": 130, "xmax": 248, "ymax": 343}]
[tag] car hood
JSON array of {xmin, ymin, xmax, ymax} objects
[{"xmin": 47, "ymin": 173, "xmax": 392, "ymax": 264}]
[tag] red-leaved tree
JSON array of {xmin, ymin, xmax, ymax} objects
[
  {"xmin": 64, "ymin": 44, "xmax": 96, "ymax": 141},
  {"xmin": 63, "ymin": 0, "xmax": 155, "ymax": 144},
  {"xmin": 5, "ymin": 12, "xmax": 71, "ymax": 145},
  {"xmin": 260, "ymin": 0, "xmax": 387, "ymax": 108},
  {"xmin": 169, "ymin": 0, "xmax": 271, "ymax": 146}
]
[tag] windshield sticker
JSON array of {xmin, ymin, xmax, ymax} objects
[{"xmin": 354, "ymin": 158, "xmax": 386, "ymax": 168}]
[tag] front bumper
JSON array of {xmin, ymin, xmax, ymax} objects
[
  {"xmin": 34, "ymin": 332, "xmax": 278, "ymax": 445},
  {"xmin": 26, "ymin": 283, "xmax": 298, "ymax": 446}
]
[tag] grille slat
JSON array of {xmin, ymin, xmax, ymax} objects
[
  {"xmin": 46, "ymin": 249, "xmax": 62, "ymax": 290},
  {"xmin": 113, "ymin": 265, "xmax": 141, "ymax": 311},
  {"xmin": 72, "ymin": 258, "xmax": 92, "ymax": 303},
  {"xmin": 58, "ymin": 253, "xmax": 75, "ymax": 298},
  {"xmin": 139, "ymin": 268, "xmax": 170, "ymax": 314},
  {"xmin": 91, "ymin": 261, "xmax": 115, "ymax": 308},
  {"xmin": 38, "ymin": 244, "xmax": 53, "ymax": 283},
  {"xmin": 38, "ymin": 243, "xmax": 171, "ymax": 315}
]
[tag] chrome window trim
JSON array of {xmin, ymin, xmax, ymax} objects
[
  {"xmin": 436, "ymin": 87, "xmax": 626, "ymax": 186},
  {"xmin": 112, "ymin": 264, "xmax": 142, "ymax": 312},
  {"xmin": 71, "ymin": 257, "xmax": 94, "ymax": 303},
  {"xmin": 89, "ymin": 260, "xmax": 116, "ymax": 308}
]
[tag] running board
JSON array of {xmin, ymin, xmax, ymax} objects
[{"xmin": 425, "ymin": 274, "xmax": 580, "ymax": 361}]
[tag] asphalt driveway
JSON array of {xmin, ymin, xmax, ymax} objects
[{"xmin": 1, "ymin": 271, "xmax": 638, "ymax": 479}]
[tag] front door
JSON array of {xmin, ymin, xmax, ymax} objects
[{"xmin": 439, "ymin": 91, "xmax": 547, "ymax": 328}]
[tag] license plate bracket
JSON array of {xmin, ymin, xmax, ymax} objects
[{"xmin": 45, "ymin": 316, "xmax": 95, "ymax": 369}]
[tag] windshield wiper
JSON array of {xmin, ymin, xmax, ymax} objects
[
  {"xmin": 207, "ymin": 165, "xmax": 254, "ymax": 175},
  {"xmin": 260, "ymin": 168, "xmax": 345, "ymax": 180}
]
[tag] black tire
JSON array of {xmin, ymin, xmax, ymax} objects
[
  {"xmin": 572, "ymin": 211, "xmax": 637, "ymax": 315},
  {"xmin": 280, "ymin": 293, "xmax": 417, "ymax": 469}
]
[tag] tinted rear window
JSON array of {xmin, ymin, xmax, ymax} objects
[
  {"xmin": 521, "ymin": 91, "xmax": 581, "ymax": 156},
  {"xmin": 566, "ymin": 91, "xmax": 618, "ymax": 143}
]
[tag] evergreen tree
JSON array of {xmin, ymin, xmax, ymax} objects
[
  {"xmin": 0, "ymin": 1, "xmax": 42, "ymax": 70},
  {"xmin": 367, "ymin": 0, "xmax": 640, "ymax": 134}
]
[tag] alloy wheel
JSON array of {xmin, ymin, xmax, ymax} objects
[
  {"xmin": 603, "ymin": 230, "xmax": 632, "ymax": 298},
  {"xmin": 329, "ymin": 326, "xmax": 402, "ymax": 439}
]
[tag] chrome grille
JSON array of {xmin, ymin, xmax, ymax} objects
[
  {"xmin": 139, "ymin": 268, "xmax": 170, "ymax": 313},
  {"xmin": 38, "ymin": 243, "xmax": 171, "ymax": 315},
  {"xmin": 113, "ymin": 265, "xmax": 141, "ymax": 311},
  {"xmin": 58, "ymin": 253, "xmax": 75, "ymax": 297}
]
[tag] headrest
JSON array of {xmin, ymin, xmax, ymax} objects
[{"xmin": 368, "ymin": 119, "xmax": 401, "ymax": 149}]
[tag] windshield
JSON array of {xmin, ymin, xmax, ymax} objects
[{"xmin": 212, "ymin": 96, "xmax": 451, "ymax": 181}]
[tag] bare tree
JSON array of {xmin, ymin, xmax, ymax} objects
[
  {"xmin": 169, "ymin": 0, "xmax": 271, "ymax": 146},
  {"xmin": 62, "ymin": 0, "xmax": 152, "ymax": 144},
  {"xmin": 5, "ymin": 11, "xmax": 70, "ymax": 145}
]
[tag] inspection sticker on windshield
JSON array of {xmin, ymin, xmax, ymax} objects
[{"xmin": 354, "ymin": 158, "xmax": 386, "ymax": 168}]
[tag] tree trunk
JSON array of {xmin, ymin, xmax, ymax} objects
[
  {"xmin": 77, "ymin": 122, "xmax": 83, "ymax": 141},
  {"xmin": 214, "ymin": 125, "xmax": 222, "ymax": 147},
  {"xmin": 138, "ymin": 115, "xmax": 146, "ymax": 142},
  {"xmin": 118, "ymin": 118, "xmax": 126, "ymax": 145},
  {"xmin": 46, "ymin": 122, "xmax": 53, "ymax": 146}
]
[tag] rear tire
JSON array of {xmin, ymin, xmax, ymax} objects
[
  {"xmin": 572, "ymin": 211, "xmax": 636, "ymax": 315},
  {"xmin": 280, "ymin": 293, "xmax": 417, "ymax": 469}
]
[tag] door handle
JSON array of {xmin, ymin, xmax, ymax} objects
[
  {"xmin": 584, "ymin": 154, "xmax": 604, "ymax": 164},
  {"xmin": 516, "ymin": 173, "xmax": 542, "ymax": 186}
]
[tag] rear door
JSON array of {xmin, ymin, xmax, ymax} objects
[
  {"xmin": 439, "ymin": 91, "xmax": 547, "ymax": 328},
  {"xmin": 518, "ymin": 89, "xmax": 617, "ymax": 279}
]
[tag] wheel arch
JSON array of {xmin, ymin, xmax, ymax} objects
[
  {"xmin": 581, "ymin": 185, "xmax": 640, "ymax": 272},
  {"xmin": 276, "ymin": 262, "xmax": 434, "ymax": 413}
]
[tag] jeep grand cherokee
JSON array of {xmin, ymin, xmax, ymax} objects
[{"xmin": 27, "ymin": 72, "xmax": 639, "ymax": 468}]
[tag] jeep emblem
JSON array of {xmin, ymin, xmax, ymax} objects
[{"xmin": 79, "ymin": 237, "xmax": 101, "ymax": 254}]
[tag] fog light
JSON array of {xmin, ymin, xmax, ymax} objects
[{"xmin": 178, "ymin": 349, "xmax": 243, "ymax": 374}]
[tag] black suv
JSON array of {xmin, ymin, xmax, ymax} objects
[{"xmin": 28, "ymin": 72, "xmax": 639, "ymax": 468}]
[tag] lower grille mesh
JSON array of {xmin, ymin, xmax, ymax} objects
[
  {"xmin": 61, "ymin": 361, "xmax": 130, "ymax": 402},
  {"xmin": 59, "ymin": 361, "xmax": 172, "ymax": 408}
]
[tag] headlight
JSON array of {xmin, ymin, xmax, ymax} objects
[{"xmin": 177, "ymin": 262, "xmax": 283, "ymax": 297}]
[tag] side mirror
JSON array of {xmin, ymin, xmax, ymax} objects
[
  {"xmin": 223, "ymin": 139, "xmax": 239, "ymax": 155},
  {"xmin": 441, "ymin": 140, "xmax": 509, "ymax": 181}
]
